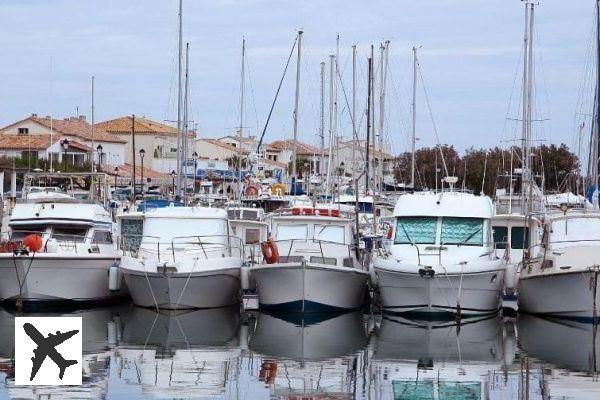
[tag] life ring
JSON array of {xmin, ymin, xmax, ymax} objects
[
  {"xmin": 23, "ymin": 234, "xmax": 43, "ymax": 252},
  {"xmin": 385, "ymin": 224, "xmax": 393, "ymax": 239},
  {"xmin": 259, "ymin": 360, "xmax": 278, "ymax": 384},
  {"xmin": 0, "ymin": 241, "xmax": 18, "ymax": 253},
  {"xmin": 271, "ymin": 183, "xmax": 286, "ymax": 197},
  {"xmin": 260, "ymin": 237, "xmax": 279, "ymax": 264},
  {"xmin": 245, "ymin": 185, "xmax": 259, "ymax": 197}
]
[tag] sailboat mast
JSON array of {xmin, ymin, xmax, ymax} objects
[
  {"xmin": 176, "ymin": 0, "xmax": 183, "ymax": 195},
  {"xmin": 320, "ymin": 61, "xmax": 325, "ymax": 178},
  {"xmin": 183, "ymin": 42, "xmax": 190, "ymax": 198},
  {"xmin": 326, "ymin": 54, "xmax": 335, "ymax": 197},
  {"xmin": 291, "ymin": 30, "xmax": 303, "ymax": 182},
  {"xmin": 91, "ymin": 75, "xmax": 95, "ymax": 173},
  {"xmin": 352, "ymin": 45, "xmax": 357, "ymax": 182},
  {"xmin": 378, "ymin": 41, "xmax": 389, "ymax": 191},
  {"xmin": 365, "ymin": 52, "xmax": 373, "ymax": 193},
  {"xmin": 521, "ymin": 2, "xmax": 534, "ymax": 213},
  {"xmin": 596, "ymin": 0, "xmax": 600, "ymax": 197},
  {"xmin": 238, "ymin": 37, "xmax": 246, "ymax": 198},
  {"xmin": 411, "ymin": 46, "xmax": 418, "ymax": 188}
]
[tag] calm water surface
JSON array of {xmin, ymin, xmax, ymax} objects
[{"xmin": 0, "ymin": 305, "xmax": 597, "ymax": 399}]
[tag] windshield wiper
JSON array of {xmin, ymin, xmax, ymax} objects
[
  {"xmin": 458, "ymin": 226, "xmax": 483, "ymax": 247},
  {"xmin": 398, "ymin": 224, "xmax": 416, "ymax": 246}
]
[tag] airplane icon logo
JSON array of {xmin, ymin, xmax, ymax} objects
[
  {"xmin": 15, "ymin": 317, "xmax": 82, "ymax": 385},
  {"xmin": 23, "ymin": 323, "xmax": 79, "ymax": 381}
]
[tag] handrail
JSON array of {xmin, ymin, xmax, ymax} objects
[{"xmin": 259, "ymin": 237, "xmax": 361, "ymax": 268}]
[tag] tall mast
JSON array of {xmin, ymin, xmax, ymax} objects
[
  {"xmin": 320, "ymin": 61, "xmax": 325, "ymax": 177},
  {"xmin": 521, "ymin": 2, "xmax": 534, "ymax": 213},
  {"xmin": 365, "ymin": 52, "xmax": 373, "ymax": 193},
  {"xmin": 352, "ymin": 44, "xmax": 357, "ymax": 181},
  {"xmin": 291, "ymin": 30, "xmax": 303, "ymax": 182},
  {"xmin": 596, "ymin": 0, "xmax": 600, "ymax": 198},
  {"xmin": 369, "ymin": 45, "xmax": 375, "ymax": 192},
  {"xmin": 334, "ymin": 34, "xmax": 339, "ymax": 176},
  {"xmin": 238, "ymin": 37, "xmax": 246, "ymax": 198},
  {"xmin": 326, "ymin": 54, "xmax": 335, "ymax": 197},
  {"xmin": 176, "ymin": 0, "xmax": 184, "ymax": 195},
  {"xmin": 411, "ymin": 46, "xmax": 418, "ymax": 188},
  {"xmin": 91, "ymin": 75, "xmax": 95, "ymax": 172},
  {"xmin": 183, "ymin": 42, "xmax": 190, "ymax": 198},
  {"xmin": 378, "ymin": 41, "xmax": 389, "ymax": 191}
]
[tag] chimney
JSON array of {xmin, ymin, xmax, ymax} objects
[
  {"xmin": 78, "ymin": 115, "xmax": 86, "ymax": 122},
  {"xmin": 31, "ymin": 113, "xmax": 38, "ymax": 118},
  {"xmin": 45, "ymin": 115, "xmax": 51, "ymax": 119}
]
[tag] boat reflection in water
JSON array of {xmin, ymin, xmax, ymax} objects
[
  {"xmin": 518, "ymin": 314, "xmax": 600, "ymax": 399},
  {"xmin": 250, "ymin": 311, "xmax": 369, "ymax": 399},
  {"xmin": 370, "ymin": 314, "xmax": 517, "ymax": 400},
  {"xmin": 0, "ymin": 306, "xmax": 121, "ymax": 399},
  {"xmin": 115, "ymin": 305, "xmax": 242, "ymax": 398}
]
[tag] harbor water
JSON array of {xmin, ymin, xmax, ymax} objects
[{"xmin": 0, "ymin": 305, "xmax": 597, "ymax": 399}]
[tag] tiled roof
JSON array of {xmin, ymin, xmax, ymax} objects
[
  {"xmin": 338, "ymin": 139, "xmax": 394, "ymax": 160},
  {"xmin": 29, "ymin": 116, "xmax": 126, "ymax": 143},
  {"xmin": 101, "ymin": 163, "xmax": 170, "ymax": 179},
  {"xmin": 67, "ymin": 141, "xmax": 93, "ymax": 152},
  {"xmin": 96, "ymin": 116, "xmax": 195, "ymax": 137},
  {"xmin": 268, "ymin": 139, "xmax": 327, "ymax": 156},
  {"xmin": 257, "ymin": 157, "xmax": 287, "ymax": 169},
  {"xmin": 201, "ymin": 139, "xmax": 250, "ymax": 155},
  {"xmin": 0, "ymin": 134, "xmax": 52, "ymax": 150},
  {"xmin": 218, "ymin": 135, "xmax": 257, "ymax": 144}
]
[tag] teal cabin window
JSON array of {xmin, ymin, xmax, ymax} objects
[
  {"xmin": 395, "ymin": 217, "xmax": 437, "ymax": 244},
  {"xmin": 441, "ymin": 217, "xmax": 484, "ymax": 246}
]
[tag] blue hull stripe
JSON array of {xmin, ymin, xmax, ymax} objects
[{"xmin": 260, "ymin": 300, "xmax": 359, "ymax": 314}]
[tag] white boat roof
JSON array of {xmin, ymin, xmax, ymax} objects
[
  {"xmin": 143, "ymin": 206, "xmax": 227, "ymax": 220},
  {"xmin": 393, "ymin": 191, "xmax": 494, "ymax": 218}
]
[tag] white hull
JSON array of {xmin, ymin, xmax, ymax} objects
[
  {"xmin": 518, "ymin": 269, "xmax": 600, "ymax": 319},
  {"xmin": 374, "ymin": 264, "xmax": 504, "ymax": 315},
  {"xmin": 123, "ymin": 266, "xmax": 241, "ymax": 309},
  {"xmin": 251, "ymin": 263, "xmax": 369, "ymax": 312},
  {"xmin": 0, "ymin": 254, "xmax": 125, "ymax": 305}
]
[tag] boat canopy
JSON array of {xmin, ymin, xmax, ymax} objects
[{"xmin": 393, "ymin": 192, "xmax": 494, "ymax": 219}]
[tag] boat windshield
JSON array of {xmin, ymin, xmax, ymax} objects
[
  {"xmin": 395, "ymin": 217, "xmax": 437, "ymax": 244},
  {"xmin": 314, "ymin": 224, "xmax": 346, "ymax": 244},
  {"xmin": 142, "ymin": 218, "xmax": 228, "ymax": 245},
  {"xmin": 441, "ymin": 217, "xmax": 484, "ymax": 246},
  {"xmin": 550, "ymin": 216, "xmax": 600, "ymax": 248},
  {"xmin": 277, "ymin": 224, "xmax": 308, "ymax": 241}
]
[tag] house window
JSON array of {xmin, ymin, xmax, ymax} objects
[{"xmin": 18, "ymin": 128, "xmax": 29, "ymax": 134}]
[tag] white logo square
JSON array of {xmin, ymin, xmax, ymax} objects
[{"xmin": 15, "ymin": 317, "xmax": 82, "ymax": 386}]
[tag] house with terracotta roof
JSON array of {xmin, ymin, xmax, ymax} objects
[
  {"xmin": 0, "ymin": 114, "xmax": 126, "ymax": 168},
  {"xmin": 335, "ymin": 139, "xmax": 395, "ymax": 176},
  {"xmin": 217, "ymin": 135, "xmax": 258, "ymax": 151},
  {"xmin": 266, "ymin": 139, "xmax": 329, "ymax": 175},
  {"xmin": 96, "ymin": 115, "xmax": 195, "ymax": 174}
]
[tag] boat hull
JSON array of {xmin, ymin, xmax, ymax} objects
[
  {"xmin": 373, "ymin": 264, "xmax": 504, "ymax": 315},
  {"xmin": 123, "ymin": 266, "xmax": 241, "ymax": 310},
  {"xmin": 0, "ymin": 254, "xmax": 126, "ymax": 306},
  {"xmin": 251, "ymin": 263, "xmax": 369, "ymax": 312},
  {"xmin": 518, "ymin": 269, "xmax": 600, "ymax": 320}
]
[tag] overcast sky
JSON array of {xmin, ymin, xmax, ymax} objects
[{"xmin": 0, "ymin": 0, "xmax": 596, "ymax": 155}]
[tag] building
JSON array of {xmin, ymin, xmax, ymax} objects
[
  {"xmin": 96, "ymin": 116, "xmax": 195, "ymax": 174},
  {"xmin": 217, "ymin": 135, "xmax": 258, "ymax": 151},
  {"xmin": 267, "ymin": 139, "xmax": 329, "ymax": 175},
  {"xmin": 334, "ymin": 139, "xmax": 395, "ymax": 176},
  {"xmin": 0, "ymin": 114, "xmax": 126, "ymax": 167}
]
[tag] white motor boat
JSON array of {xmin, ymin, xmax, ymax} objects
[
  {"xmin": 372, "ymin": 190, "xmax": 505, "ymax": 316},
  {"xmin": 0, "ymin": 173, "xmax": 125, "ymax": 308},
  {"xmin": 251, "ymin": 206, "xmax": 369, "ymax": 312},
  {"xmin": 518, "ymin": 209, "xmax": 600, "ymax": 320},
  {"xmin": 119, "ymin": 206, "xmax": 243, "ymax": 309}
]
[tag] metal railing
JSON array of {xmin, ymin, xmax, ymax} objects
[
  {"xmin": 0, "ymin": 229, "xmax": 97, "ymax": 254},
  {"xmin": 257, "ymin": 238, "xmax": 363, "ymax": 269},
  {"xmin": 120, "ymin": 234, "xmax": 243, "ymax": 263}
]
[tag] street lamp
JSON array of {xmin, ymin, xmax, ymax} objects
[
  {"xmin": 96, "ymin": 144, "xmax": 103, "ymax": 172},
  {"xmin": 60, "ymin": 138, "xmax": 69, "ymax": 172},
  {"xmin": 192, "ymin": 151, "xmax": 198, "ymax": 194},
  {"xmin": 113, "ymin": 166, "xmax": 119, "ymax": 188},
  {"xmin": 139, "ymin": 148, "xmax": 146, "ymax": 197},
  {"xmin": 170, "ymin": 170, "xmax": 177, "ymax": 198}
]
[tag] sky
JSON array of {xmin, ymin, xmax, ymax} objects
[{"xmin": 0, "ymin": 0, "xmax": 596, "ymax": 156}]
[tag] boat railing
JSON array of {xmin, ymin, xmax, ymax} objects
[
  {"xmin": 260, "ymin": 238, "xmax": 361, "ymax": 269},
  {"xmin": 120, "ymin": 234, "xmax": 243, "ymax": 263},
  {"xmin": 0, "ymin": 230, "xmax": 93, "ymax": 254}
]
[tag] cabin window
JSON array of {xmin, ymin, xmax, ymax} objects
[
  {"xmin": 511, "ymin": 227, "xmax": 529, "ymax": 249},
  {"xmin": 492, "ymin": 226, "xmax": 508, "ymax": 249},
  {"xmin": 314, "ymin": 224, "xmax": 345, "ymax": 244},
  {"xmin": 395, "ymin": 217, "xmax": 437, "ymax": 245},
  {"xmin": 92, "ymin": 230, "xmax": 113, "ymax": 244},
  {"xmin": 51, "ymin": 226, "xmax": 88, "ymax": 243},
  {"xmin": 245, "ymin": 228, "xmax": 261, "ymax": 245},
  {"xmin": 441, "ymin": 217, "xmax": 483, "ymax": 246},
  {"xmin": 277, "ymin": 224, "xmax": 308, "ymax": 241},
  {"xmin": 10, "ymin": 225, "xmax": 47, "ymax": 241},
  {"xmin": 310, "ymin": 256, "xmax": 337, "ymax": 265}
]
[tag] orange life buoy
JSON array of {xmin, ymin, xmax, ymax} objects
[
  {"xmin": 386, "ymin": 225, "xmax": 393, "ymax": 239},
  {"xmin": 260, "ymin": 237, "xmax": 279, "ymax": 264},
  {"xmin": 259, "ymin": 360, "xmax": 278, "ymax": 384},
  {"xmin": 245, "ymin": 185, "xmax": 259, "ymax": 197},
  {"xmin": 23, "ymin": 234, "xmax": 43, "ymax": 252},
  {"xmin": 0, "ymin": 241, "xmax": 18, "ymax": 253}
]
